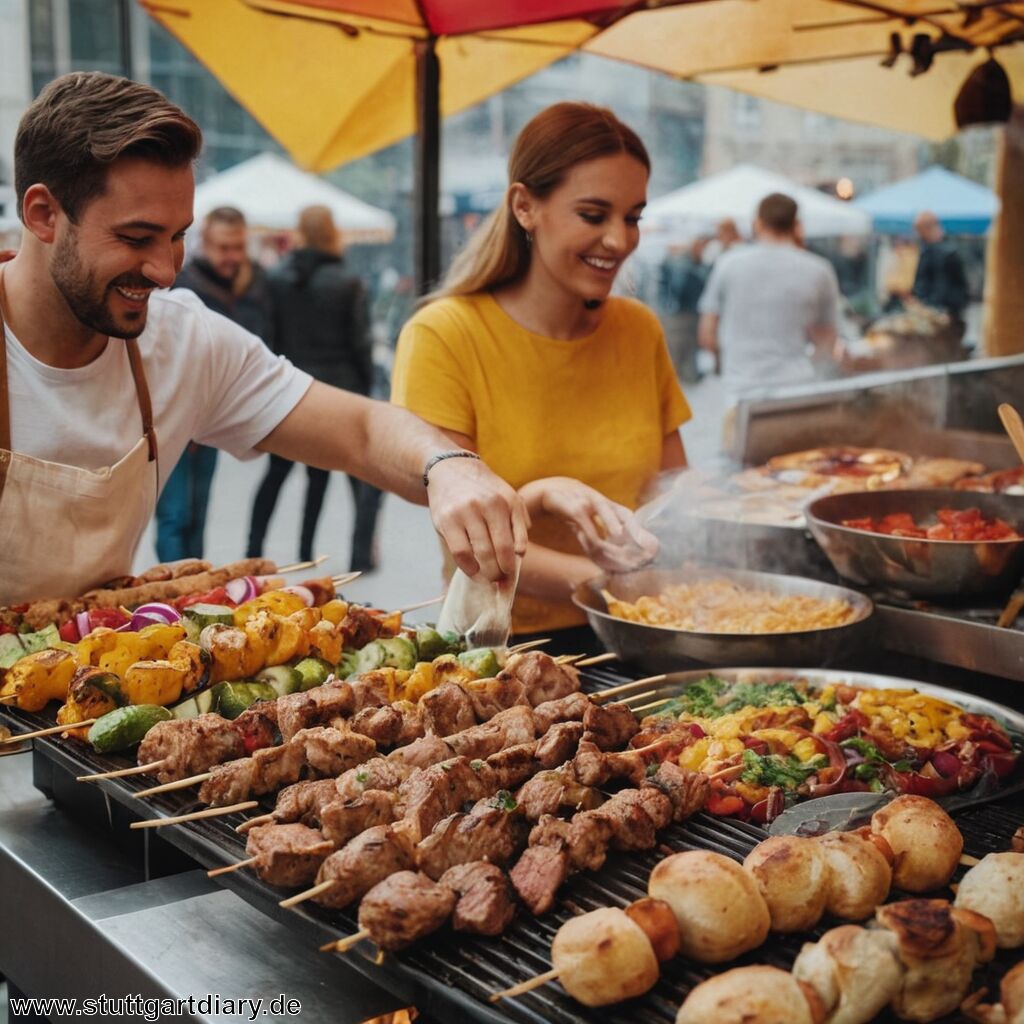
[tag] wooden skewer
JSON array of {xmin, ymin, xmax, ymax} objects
[
  {"xmin": 710, "ymin": 764, "xmax": 747, "ymax": 783},
  {"xmin": 134, "ymin": 771, "xmax": 213, "ymax": 797},
  {"xmin": 574, "ymin": 652, "xmax": 618, "ymax": 668},
  {"xmin": 78, "ymin": 760, "xmax": 166, "ymax": 782},
  {"xmin": 0, "ymin": 745, "xmax": 30, "ymax": 757},
  {"xmin": 129, "ymin": 800, "xmax": 258, "ymax": 829},
  {"xmin": 320, "ymin": 928, "xmax": 370, "ymax": 954},
  {"xmin": 331, "ymin": 571, "xmax": 362, "ymax": 589},
  {"xmin": 2, "ymin": 718, "xmax": 97, "ymax": 743},
  {"xmin": 590, "ymin": 674, "xmax": 667, "ymax": 703},
  {"xmin": 280, "ymin": 879, "xmax": 334, "ymax": 908},
  {"xmin": 0, "ymin": 693, "xmax": 21, "ymax": 704},
  {"xmin": 960, "ymin": 854, "xmax": 982, "ymax": 867},
  {"xmin": 278, "ymin": 554, "xmax": 329, "ymax": 574},
  {"xmin": 394, "ymin": 595, "xmax": 445, "ymax": 616},
  {"xmin": 554, "ymin": 654, "xmax": 584, "ymax": 665},
  {"xmin": 507, "ymin": 638, "xmax": 550, "ymax": 654},
  {"xmin": 490, "ymin": 967, "xmax": 561, "ymax": 1002},
  {"xmin": 626, "ymin": 697, "xmax": 670, "ymax": 714},
  {"xmin": 236, "ymin": 813, "xmax": 274, "ymax": 833},
  {"xmin": 208, "ymin": 856, "xmax": 258, "ymax": 878}
]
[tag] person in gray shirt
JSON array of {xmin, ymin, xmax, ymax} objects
[{"xmin": 698, "ymin": 192, "xmax": 841, "ymax": 413}]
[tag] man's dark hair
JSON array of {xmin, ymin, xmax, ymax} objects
[
  {"xmin": 15, "ymin": 71, "xmax": 202, "ymax": 223},
  {"xmin": 757, "ymin": 192, "xmax": 798, "ymax": 234},
  {"xmin": 205, "ymin": 206, "xmax": 246, "ymax": 228}
]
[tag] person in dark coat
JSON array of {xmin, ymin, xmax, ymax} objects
[
  {"xmin": 246, "ymin": 205, "xmax": 381, "ymax": 570},
  {"xmin": 912, "ymin": 210, "xmax": 969, "ymax": 320},
  {"xmin": 156, "ymin": 206, "xmax": 274, "ymax": 561}
]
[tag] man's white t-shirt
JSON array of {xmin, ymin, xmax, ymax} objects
[
  {"xmin": 4, "ymin": 288, "xmax": 312, "ymax": 493},
  {"xmin": 698, "ymin": 241, "xmax": 839, "ymax": 406}
]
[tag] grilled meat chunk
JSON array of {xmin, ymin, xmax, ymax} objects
[
  {"xmin": 358, "ymin": 871, "xmax": 456, "ymax": 951},
  {"xmin": 199, "ymin": 757, "xmax": 258, "ymax": 806},
  {"xmin": 320, "ymin": 790, "xmax": 399, "ymax": 847},
  {"xmin": 446, "ymin": 706, "xmax": 536, "ymax": 759},
  {"xmin": 582, "ymin": 701, "xmax": 639, "ymax": 750},
  {"xmin": 138, "ymin": 714, "xmax": 244, "ymax": 784},
  {"xmin": 338, "ymin": 605, "xmax": 391, "ymax": 649},
  {"xmin": 510, "ymin": 843, "xmax": 571, "ymax": 916},
  {"xmin": 314, "ymin": 825, "xmax": 415, "ymax": 909},
  {"xmin": 387, "ymin": 733, "xmax": 454, "ymax": 770},
  {"xmin": 486, "ymin": 742, "xmax": 540, "ymax": 789},
  {"xmin": 273, "ymin": 779, "xmax": 341, "ymax": 826},
  {"xmin": 643, "ymin": 760, "xmax": 709, "ymax": 821},
  {"xmin": 292, "ymin": 726, "xmax": 376, "ymax": 777},
  {"xmin": 245, "ymin": 823, "xmax": 333, "ymax": 888},
  {"xmin": 500, "ymin": 651, "xmax": 579, "ymax": 705},
  {"xmin": 532, "ymin": 692, "xmax": 592, "ymax": 733},
  {"xmin": 350, "ymin": 704, "xmax": 414, "ymax": 747},
  {"xmin": 421, "ymin": 681, "xmax": 476, "ymax": 736},
  {"xmin": 535, "ymin": 722, "xmax": 585, "ymax": 769},
  {"xmin": 516, "ymin": 768, "xmax": 602, "ymax": 820},
  {"xmin": 277, "ymin": 683, "xmax": 355, "ymax": 742},
  {"xmin": 572, "ymin": 734, "xmax": 693, "ymax": 787},
  {"xmin": 463, "ymin": 677, "xmax": 529, "ymax": 720},
  {"xmin": 398, "ymin": 757, "xmax": 491, "ymax": 841},
  {"xmin": 415, "ymin": 802, "xmax": 527, "ymax": 881},
  {"xmin": 440, "ymin": 862, "xmax": 516, "ymax": 936},
  {"xmin": 347, "ymin": 675, "xmax": 390, "ymax": 713},
  {"xmin": 336, "ymin": 758, "xmax": 412, "ymax": 801}
]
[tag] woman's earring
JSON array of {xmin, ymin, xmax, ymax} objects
[{"xmin": 524, "ymin": 230, "xmax": 532, "ymax": 245}]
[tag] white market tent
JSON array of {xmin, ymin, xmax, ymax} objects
[
  {"xmin": 193, "ymin": 153, "xmax": 395, "ymax": 243},
  {"xmin": 643, "ymin": 164, "xmax": 872, "ymax": 240}
]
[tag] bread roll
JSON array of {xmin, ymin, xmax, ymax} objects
[
  {"xmin": 870, "ymin": 795, "xmax": 962, "ymax": 892},
  {"xmin": 954, "ymin": 852, "xmax": 1024, "ymax": 948},
  {"xmin": 817, "ymin": 832, "xmax": 892, "ymax": 920},
  {"xmin": 676, "ymin": 965, "xmax": 819, "ymax": 1024},
  {"xmin": 792, "ymin": 924, "xmax": 902, "ymax": 1024},
  {"xmin": 550, "ymin": 907, "xmax": 659, "ymax": 1007},
  {"xmin": 744, "ymin": 835, "xmax": 829, "ymax": 932},
  {"xmin": 649, "ymin": 850, "xmax": 770, "ymax": 963}
]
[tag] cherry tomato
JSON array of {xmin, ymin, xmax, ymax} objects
[{"xmin": 58, "ymin": 620, "xmax": 80, "ymax": 643}]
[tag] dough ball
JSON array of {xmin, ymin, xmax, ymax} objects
[
  {"xmin": 870, "ymin": 795, "xmax": 962, "ymax": 893},
  {"xmin": 551, "ymin": 907, "xmax": 659, "ymax": 1007},
  {"xmin": 744, "ymin": 835, "xmax": 829, "ymax": 932},
  {"xmin": 649, "ymin": 850, "xmax": 770, "ymax": 963},
  {"xmin": 818, "ymin": 832, "xmax": 892, "ymax": 921}
]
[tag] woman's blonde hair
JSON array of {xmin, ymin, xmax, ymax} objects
[{"xmin": 430, "ymin": 102, "xmax": 649, "ymax": 302}]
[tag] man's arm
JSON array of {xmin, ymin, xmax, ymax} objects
[{"xmin": 257, "ymin": 382, "xmax": 528, "ymax": 580}]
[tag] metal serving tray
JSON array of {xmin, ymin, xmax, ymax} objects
[{"xmin": 2, "ymin": 665, "xmax": 1022, "ymax": 1024}]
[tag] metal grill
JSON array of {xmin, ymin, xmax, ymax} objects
[{"xmin": 4, "ymin": 667, "xmax": 1023, "ymax": 1024}]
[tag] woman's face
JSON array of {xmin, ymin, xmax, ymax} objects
[{"xmin": 517, "ymin": 152, "xmax": 648, "ymax": 305}]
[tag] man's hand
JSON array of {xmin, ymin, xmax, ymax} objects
[
  {"xmin": 426, "ymin": 457, "xmax": 529, "ymax": 581},
  {"xmin": 519, "ymin": 477, "xmax": 659, "ymax": 573}
]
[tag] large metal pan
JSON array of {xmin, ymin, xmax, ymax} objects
[
  {"xmin": 572, "ymin": 566, "xmax": 874, "ymax": 674},
  {"xmin": 807, "ymin": 489, "xmax": 1024, "ymax": 599}
]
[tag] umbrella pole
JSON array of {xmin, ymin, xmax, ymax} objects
[{"xmin": 414, "ymin": 35, "xmax": 442, "ymax": 295}]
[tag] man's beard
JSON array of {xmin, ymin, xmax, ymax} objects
[{"xmin": 51, "ymin": 228, "xmax": 153, "ymax": 340}]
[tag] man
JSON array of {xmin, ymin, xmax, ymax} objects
[
  {"xmin": 247, "ymin": 205, "xmax": 382, "ymax": 570},
  {"xmin": 698, "ymin": 192, "xmax": 841, "ymax": 424},
  {"xmin": 0, "ymin": 72, "xmax": 527, "ymax": 605},
  {"xmin": 911, "ymin": 210, "xmax": 969, "ymax": 321},
  {"xmin": 156, "ymin": 206, "xmax": 273, "ymax": 561}
]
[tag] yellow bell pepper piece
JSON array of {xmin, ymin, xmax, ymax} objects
[
  {"xmin": 307, "ymin": 619, "xmax": 343, "ymax": 666},
  {"xmin": 320, "ymin": 599, "xmax": 349, "ymax": 626},
  {"xmin": 121, "ymin": 661, "xmax": 189, "ymax": 706},
  {"xmin": 1, "ymin": 649, "xmax": 79, "ymax": 712},
  {"xmin": 233, "ymin": 590, "xmax": 307, "ymax": 625}
]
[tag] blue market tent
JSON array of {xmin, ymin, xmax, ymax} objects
[{"xmin": 855, "ymin": 166, "xmax": 998, "ymax": 236}]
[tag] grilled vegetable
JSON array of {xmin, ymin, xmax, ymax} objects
[
  {"xmin": 293, "ymin": 657, "xmax": 332, "ymax": 691},
  {"xmin": 88, "ymin": 704, "xmax": 173, "ymax": 753},
  {"xmin": 458, "ymin": 648, "xmax": 501, "ymax": 678},
  {"xmin": 414, "ymin": 627, "xmax": 448, "ymax": 662},
  {"xmin": 120, "ymin": 640, "xmax": 207, "ymax": 706},
  {"xmin": 214, "ymin": 681, "xmax": 277, "ymax": 719},
  {"xmin": 0, "ymin": 634, "xmax": 26, "ymax": 670},
  {"xmin": 0, "ymin": 648, "xmax": 79, "ymax": 711},
  {"xmin": 256, "ymin": 665, "xmax": 302, "ymax": 697},
  {"xmin": 171, "ymin": 686, "xmax": 219, "ymax": 720},
  {"xmin": 182, "ymin": 603, "xmax": 236, "ymax": 631},
  {"xmin": 336, "ymin": 651, "xmax": 359, "ymax": 680},
  {"xmin": 377, "ymin": 636, "xmax": 417, "ymax": 670}
]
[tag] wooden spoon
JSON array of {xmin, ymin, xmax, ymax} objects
[{"xmin": 995, "ymin": 404, "xmax": 1024, "ymax": 628}]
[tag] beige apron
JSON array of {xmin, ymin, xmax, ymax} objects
[{"xmin": 0, "ymin": 266, "xmax": 159, "ymax": 604}]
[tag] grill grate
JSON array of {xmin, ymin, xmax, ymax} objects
[{"xmin": 3, "ymin": 667, "xmax": 1022, "ymax": 1024}]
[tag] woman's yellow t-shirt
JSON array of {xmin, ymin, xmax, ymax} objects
[{"xmin": 391, "ymin": 292, "xmax": 691, "ymax": 634}]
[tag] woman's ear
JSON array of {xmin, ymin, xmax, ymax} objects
[
  {"xmin": 20, "ymin": 184, "xmax": 60, "ymax": 244},
  {"xmin": 508, "ymin": 182, "xmax": 535, "ymax": 233}
]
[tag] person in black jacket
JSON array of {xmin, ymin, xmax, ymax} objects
[
  {"xmin": 156, "ymin": 206, "xmax": 274, "ymax": 560},
  {"xmin": 912, "ymin": 210, "xmax": 969, "ymax": 320},
  {"xmin": 246, "ymin": 205, "xmax": 381, "ymax": 569}
]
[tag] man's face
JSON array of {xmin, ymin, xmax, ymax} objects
[
  {"xmin": 49, "ymin": 157, "xmax": 193, "ymax": 339},
  {"xmin": 202, "ymin": 221, "xmax": 247, "ymax": 281}
]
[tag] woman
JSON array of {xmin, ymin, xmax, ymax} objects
[{"xmin": 392, "ymin": 102, "xmax": 690, "ymax": 637}]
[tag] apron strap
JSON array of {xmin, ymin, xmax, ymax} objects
[
  {"xmin": 125, "ymin": 338, "xmax": 158, "ymax": 465},
  {"xmin": 0, "ymin": 265, "xmax": 12, "ymax": 503}
]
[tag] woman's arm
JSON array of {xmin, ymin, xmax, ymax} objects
[{"xmin": 662, "ymin": 430, "xmax": 687, "ymax": 471}]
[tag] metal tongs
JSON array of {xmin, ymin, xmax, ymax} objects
[{"xmin": 995, "ymin": 403, "xmax": 1024, "ymax": 628}]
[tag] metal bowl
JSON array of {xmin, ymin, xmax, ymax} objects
[
  {"xmin": 806, "ymin": 489, "xmax": 1024, "ymax": 599},
  {"xmin": 572, "ymin": 566, "xmax": 874, "ymax": 674}
]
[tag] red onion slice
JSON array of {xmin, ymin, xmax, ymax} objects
[
  {"xmin": 280, "ymin": 585, "xmax": 315, "ymax": 607},
  {"xmin": 225, "ymin": 575, "xmax": 260, "ymax": 605},
  {"xmin": 75, "ymin": 611, "xmax": 91, "ymax": 638},
  {"xmin": 129, "ymin": 602, "xmax": 182, "ymax": 631}
]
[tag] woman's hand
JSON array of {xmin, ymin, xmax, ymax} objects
[{"xmin": 519, "ymin": 477, "xmax": 659, "ymax": 573}]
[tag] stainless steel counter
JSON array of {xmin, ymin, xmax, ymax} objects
[{"xmin": 0, "ymin": 753, "xmax": 404, "ymax": 1024}]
